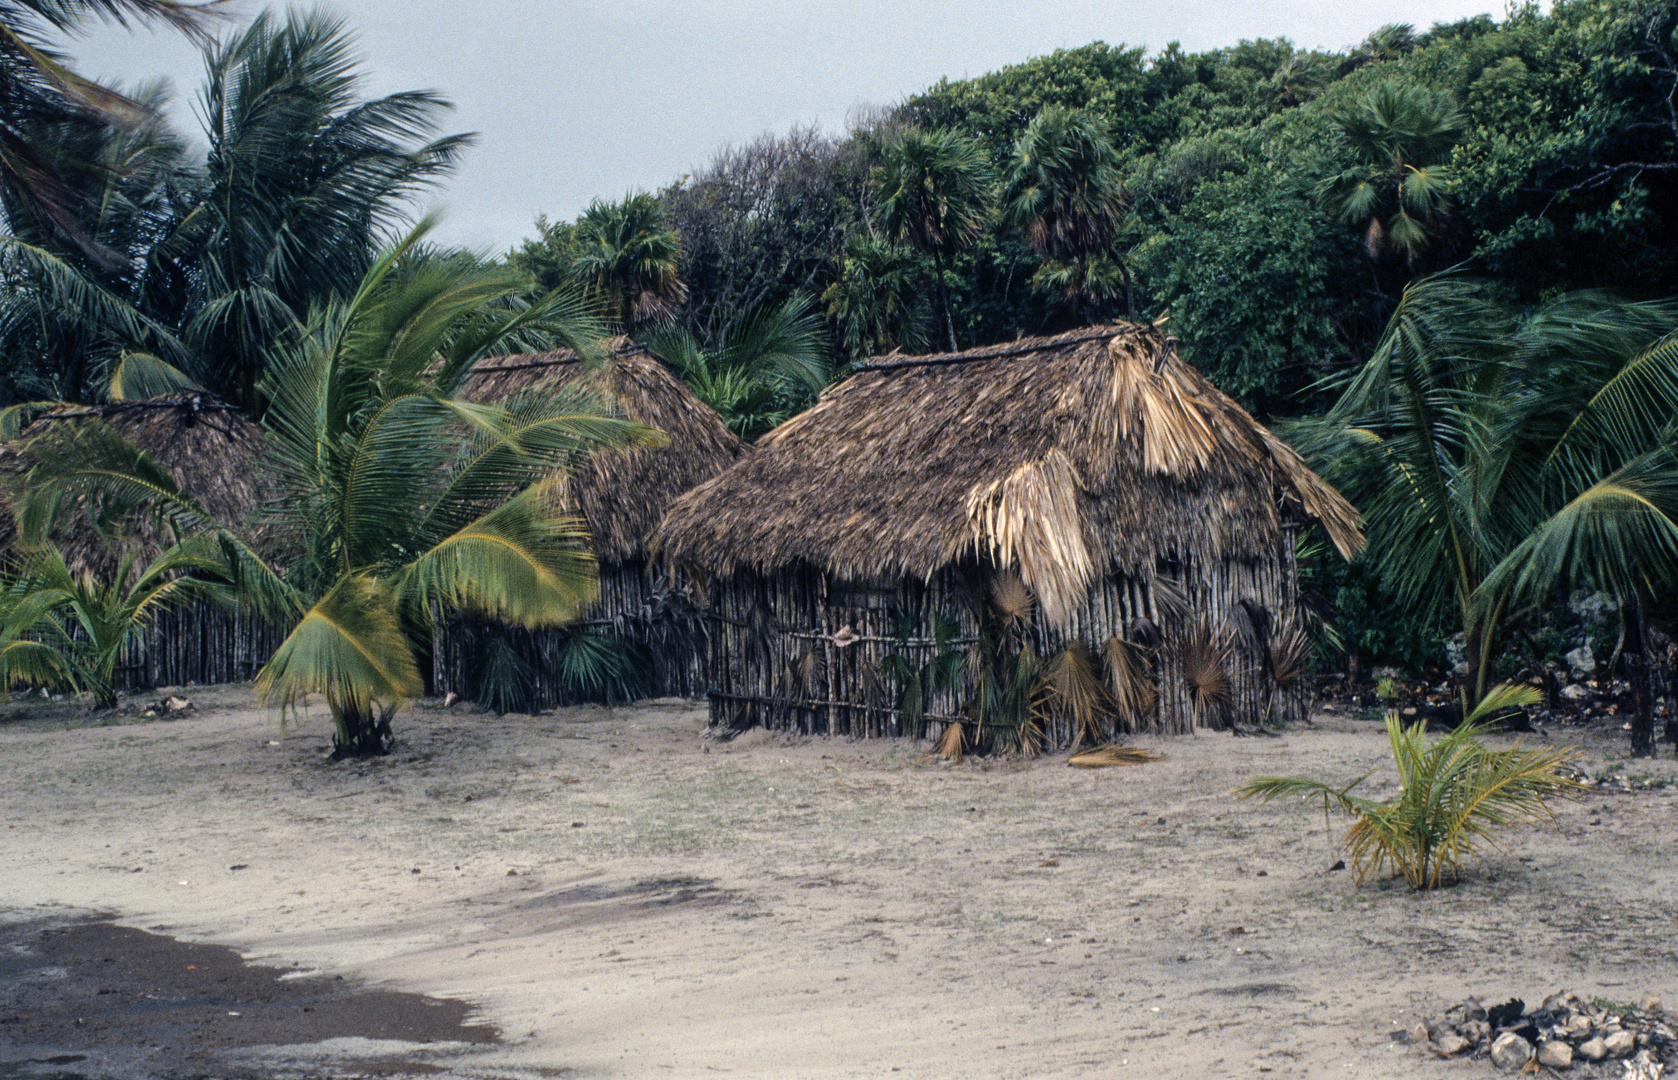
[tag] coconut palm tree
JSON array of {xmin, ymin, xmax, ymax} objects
[
  {"xmin": 159, "ymin": 8, "xmax": 470, "ymax": 411},
  {"xmin": 872, "ymin": 127, "xmax": 992, "ymax": 352},
  {"xmin": 568, "ymin": 192, "xmax": 687, "ymax": 332},
  {"xmin": 0, "ymin": 78, "xmax": 196, "ymax": 403},
  {"xmin": 646, "ymin": 292, "xmax": 829, "ymax": 441},
  {"xmin": 999, "ymin": 107, "xmax": 1132, "ymax": 322},
  {"xmin": 0, "ymin": 8, "xmax": 469, "ymax": 411},
  {"xmin": 0, "ymin": 0, "xmax": 223, "ymax": 267},
  {"xmin": 1299, "ymin": 275, "xmax": 1678, "ymax": 751},
  {"xmin": 14, "ymin": 220, "xmax": 662, "ymax": 755},
  {"xmin": 1316, "ymin": 80, "xmax": 1462, "ymax": 266},
  {"xmin": 0, "ymin": 540, "xmax": 231, "ymax": 708}
]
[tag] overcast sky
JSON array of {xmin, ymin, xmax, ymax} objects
[{"xmin": 70, "ymin": 0, "xmax": 1512, "ymax": 254}]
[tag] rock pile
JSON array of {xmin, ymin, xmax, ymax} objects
[{"xmin": 1414, "ymin": 992, "xmax": 1671, "ymax": 1075}]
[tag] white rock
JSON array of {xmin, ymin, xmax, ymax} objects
[
  {"xmin": 1604, "ymin": 1029, "xmax": 1637, "ymax": 1057},
  {"xmin": 1579, "ymin": 1036, "xmax": 1609, "ymax": 1061},
  {"xmin": 1490, "ymin": 1032, "xmax": 1533, "ymax": 1071},
  {"xmin": 1562, "ymin": 682, "xmax": 1591, "ymax": 702},
  {"xmin": 1566, "ymin": 645, "xmax": 1596, "ymax": 679},
  {"xmin": 1431, "ymin": 1034, "xmax": 1471, "ymax": 1056},
  {"xmin": 1536, "ymin": 1040, "xmax": 1572, "ymax": 1068}
]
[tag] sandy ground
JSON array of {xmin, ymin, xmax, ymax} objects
[{"xmin": 1, "ymin": 687, "xmax": 1675, "ymax": 1080}]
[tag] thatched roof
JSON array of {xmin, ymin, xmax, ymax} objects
[
  {"xmin": 461, "ymin": 343, "xmax": 747, "ymax": 563},
  {"xmin": 653, "ymin": 324, "xmax": 1363, "ymax": 623},
  {"xmin": 0, "ymin": 393, "xmax": 268, "ymax": 576}
]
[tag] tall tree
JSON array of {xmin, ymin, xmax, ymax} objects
[
  {"xmin": 0, "ymin": 0, "xmax": 222, "ymax": 265},
  {"xmin": 568, "ymin": 192, "xmax": 686, "ymax": 332},
  {"xmin": 162, "ymin": 7, "xmax": 470, "ymax": 411},
  {"xmin": 872, "ymin": 127, "xmax": 993, "ymax": 352},
  {"xmin": 999, "ymin": 106, "xmax": 1131, "ymax": 321},
  {"xmin": 1317, "ymin": 79, "xmax": 1463, "ymax": 267},
  {"xmin": 1300, "ymin": 274, "xmax": 1678, "ymax": 751}
]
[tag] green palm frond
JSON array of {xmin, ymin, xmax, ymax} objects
[
  {"xmin": 105, "ymin": 351, "xmax": 202, "ymax": 401},
  {"xmin": 0, "ymin": 638, "xmax": 79, "ymax": 700},
  {"xmin": 1238, "ymin": 684, "xmax": 1581, "ymax": 889},
  {"xmin": 396, "ymin": 492, "xmax": 599, "ymax": 629},
  {"xmin": 1480, "ymin": 448, "xmax": 1678, "ymax": 610},
  {"xmin": 255, "ymin": 574, "xmax": 422, "ymax": 722}
]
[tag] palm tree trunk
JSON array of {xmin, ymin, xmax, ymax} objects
[
  {"xmin": 1624, "ymin": 595, "xmax": 1655, "ymax": 757},
  {"xmin": 933, "ymin": 250, "xmax": 959, "ymax": 353}
]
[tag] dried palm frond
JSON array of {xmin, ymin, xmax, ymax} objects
[
  {"xmin": 1102, "ymin": 635, "xmax": 1158, "ymax": 731},
  {"xmin": 1068, "ymin": 744, "xmax": 1163, "ymax": 767},
  {"xmin": 794, "ymin": 648, "xmax": 825, "ymax": 699},
  {"xmin": 1181, "ymin": 619, "xmax": 1233, "ymax": 728},
  {"xmin": 1268, "ymin": 619, "xmax": 1310, "ymax": 693},
  {"xmin": 858, "ymin": 658, "xmax": 890, "ymax": 711},
  {"xmin": 1149, "ymin": 573, "xmax": 1190, "ymax": 621},
  {"xmin": 934, "ymin": 718, "xmax": 965, "ymax": 761},
  {"xmin": 1044, "ymin": 640, "xmax": 1115, "ymax": 749},
  {"xmin": 966, "ymin": 450, "xmax": 1099, "ymax": 625},
  {"xmin": 990, "ymin": 571, "xmax": 1036, "ymax": 627},
  {"xmin": 1235, "ymin": 598, "xmax": 1272, "ymax": 651}
]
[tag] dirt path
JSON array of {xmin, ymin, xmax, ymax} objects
[{"xmin": 1, "ymin": 689, "xmax": 1674, "ymax": 1079}]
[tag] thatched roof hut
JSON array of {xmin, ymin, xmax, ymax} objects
[
  {"xmin": 658, "ymin": 324, "xmax": 1358, "ymax": 614},
  {"xmin": 435, "ymin": 342, "xmax": 748, "ymax": 706},
  {"xmin": 459, "ymin": 342, "xmax": 747, "ymax": 562},
  {"xmin": 653, "ymin": 323, "xmax": 1361, "ymax": 739},
  {"xmin": 0, "ymin": 393, "xmax": 268, "ymax": 577}
]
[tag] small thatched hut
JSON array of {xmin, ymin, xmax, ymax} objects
[
  {"xmin": 432, "ymin": 343, "xmax": 748, "ymax": 706},
  {"xmin": 652, "ymin": 324, "xmax": 1362, "ymax": 741},
  {"xmin": 0, "ymin": 393, "xmax": 287, "ymax": 689}
]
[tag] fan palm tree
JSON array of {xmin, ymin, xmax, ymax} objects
[
  {"xmin": 872, "ymin": 127, "xmax": 992, "ymax": 352},
  {"xmin": 14, "ymin": 220, "xmax": 662, "ymax": 755},
  {"xmin": 1347, "ymin": 23, "xmax": 1419, "ymax": 70},
  {"xmin": 568, "ymin": 192, "xmax": 687, "ymax": 332},
  {"xmin": 646, "ymin": 292, "xmax": 830, "ymax": 441},
  {"xmin": 820, "ymin": 230, "xmax": 930, "ymax": 359},
  {"xmin": 1298, "ymin": 275, "xmax": 1678, "ymax": 751},
  {"xmin": 999, "ymin": 107, "xmax": 1132, "ymax": 322},
  {"xmin": 1317, "ymin": 80, "xmax": 1463, "ymax": 266}
]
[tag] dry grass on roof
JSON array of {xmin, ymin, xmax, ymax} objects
[
  {"xmin": 653, "ymin": 323, "xmax": 1362, "ymax": 623},
  {"xmin": 0, "ymin": 394, "xmax": 269, "ymax": 577},
  {"xmin": 462, "ymin": 343, "xmax": 747, "ymax": 563}
]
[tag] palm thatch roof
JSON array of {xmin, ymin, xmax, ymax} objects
[
  {"xmin": 653, "ymin": 323, "xmax": 1363, "ymax": 624},
  {"xmin": 0, "ymin": 393, "xmax": 268, "ymax": 576},
  {"xmin": 461, "ymin": 343, "xmax": 747, "ymax": 563}
]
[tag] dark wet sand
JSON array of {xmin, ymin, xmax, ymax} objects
[{"xmin": 0, "ymin": 917, "xmax": 496, "ymax": 1079}]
